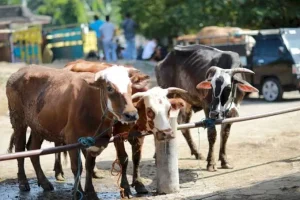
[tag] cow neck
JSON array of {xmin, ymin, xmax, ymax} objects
[
  {"xmin": 224, "ymin": 79, "xmax": 237, "ymax": 117},
  {"xmin": 99, "ymin": 87, "xmax": 116, "ymax": 122},
  {"xmin": 133, "ymin": 98, "xmax": 151, "ymax": 133}
]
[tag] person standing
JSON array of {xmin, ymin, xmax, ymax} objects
[
  {"xmin": 100, "ymin": 15, "xmax": 117, "ymax": 62},
  {"xmin": 89, "ymin": 15, "xmax": 104, "ymax": 58},
  {"xmin": 142, "ymin": 38, "xmax": 157, "ymax": 61},
  {"xmin": 121, "ymin": 13, "xmax": 138, "ymax": 60}
]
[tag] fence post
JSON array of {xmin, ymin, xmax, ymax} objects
[{"xmin": 155, "ymin": 109, "xmax": 180, "ymax": 194}]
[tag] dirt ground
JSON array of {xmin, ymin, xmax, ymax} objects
[{"xmin": 0, "ymin": 62, "xmax": 300, "ymax": 200}]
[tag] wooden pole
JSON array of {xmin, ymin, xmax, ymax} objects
[{"xmin": 155, "ymin": 110, "xmax": 180, "ymax": 194}]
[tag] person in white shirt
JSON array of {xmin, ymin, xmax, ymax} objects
[
  {"xmin": 100, "ymin": 15, "xmax": 117, "ymax": 62},
  {"xmin": 142, "ymin": 38, "xmax": 157, "ymax": 60}
]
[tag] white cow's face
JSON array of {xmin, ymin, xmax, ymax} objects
[
  {"xmin": 196, "ymin": 66, "xmax": 258, "ymax": 119},
  {"xmin": 132, "ymin": 86, "xmax": 186, "ymax": 140}
]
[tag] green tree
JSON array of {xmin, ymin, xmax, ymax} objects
[{"xmin": 119, "ymin": 0, "xmax": 300, "ymax": 41}]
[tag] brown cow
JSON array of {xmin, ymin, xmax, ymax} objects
[
  {"xmin": 48, "ymin": 60, "xmax": 188, "ymax": 197},
  {"xmin": 50, "ymin": 60, "xmax": 150, "ymax": 182},
  {"xmin": 64, "ymin": 59, "xmax": 150, "ymax": 94},
  {"xmin": 113, "ymin": 87, "xmax": 187, "ymax": 197},
  {"xmin": 6, "ymin": 64, "xmax": 140, "ymax": 199}
]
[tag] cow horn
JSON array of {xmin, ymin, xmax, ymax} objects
[
  {"xmin": 166, "ymin": 87, "xmax": 188, "ymax": 95},
  {"xmin": 229, "ymin": 68, "xmax": 255, "ymax": 76},
  {"xmin": 132, "ymin": 91, "xmax": 148, "ymax": 100},
  {"xmin": 206, "ymin": 66, "xmax": 220, "ymax": 79}
]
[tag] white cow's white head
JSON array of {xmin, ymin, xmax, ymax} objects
[
  {"xmin": 132, "ymin": 87, "xmax": 186, "ymax": 140},
  {"xmin": 196, "ymin": 66, "xmax": 258, "ymax": 119}
]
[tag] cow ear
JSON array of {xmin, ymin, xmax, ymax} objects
[
  {"xmin": 169, "ymin": 98, "xmax": 185, "ymax": 111},
  {"xmin": 233, "ymin": 77, "xmax": 259, "ymax": 92},
  {"xmin": 237, "ymin": 83, "xmax": 259, "ymax": 92},
  {"xmin": 196, "ymin": 80, "xmax": 212, "ymax": 90},
  {"xmin": 131, "ymin": 74, "xmax": 150, "ymax": 89}
]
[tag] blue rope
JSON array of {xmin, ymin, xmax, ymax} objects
[
  {"xmin": 74, "ymin": 149, "xmax": 84, "ymax": 200},
  {"xmin": 78, "ymin": 137, "xmax": 96, "ymax": 148},
  {"xmin": 73, "ymin": 137, "xmax": 96, "ymax": 200},
  {"xmin": 203, "ymin": 118, "xmax": 216, "ymax": 129}
]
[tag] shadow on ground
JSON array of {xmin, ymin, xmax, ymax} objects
[{"xmin": 187, "ymin": 173, "xmax": 300, "ymax": 200}]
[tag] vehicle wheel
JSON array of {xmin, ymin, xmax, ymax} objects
[{"xmin": 262, "ymin": 78, "xmax": 283, "ymax": 102}]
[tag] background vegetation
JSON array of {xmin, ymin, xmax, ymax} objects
[{"xmin": 1, "ymin": 0, "xmax": 300, "ymax": 40}]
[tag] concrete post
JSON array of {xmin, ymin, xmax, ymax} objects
[{"xmin": 155, "ymin": 110, "xmax": 180, "ymax": 194}]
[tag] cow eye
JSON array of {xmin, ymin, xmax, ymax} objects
[
  {"xmin": 147, "ymin": 108, "xmax": 155, "ymax": 118},
  {"xmin": 107, "ymin": 85, "xmax": 114, "ymax": 93}
]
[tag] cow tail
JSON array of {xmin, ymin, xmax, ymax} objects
[
  {"xmin": 63, "ymin": 150, "xmax": 68, "ymax": 165},
  {"xmin": 7, "ymin": 132, "xmax": 15, "ymax": 153}
]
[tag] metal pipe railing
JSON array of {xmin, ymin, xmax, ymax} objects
[{"xmin": 1, "ymin": 106, "xmax": 300, "ymax": 162}]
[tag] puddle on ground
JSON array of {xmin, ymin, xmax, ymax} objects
[
  {"xmin": 0, "ymin": 177, "xmax": 155, "ymax": 200},
  {"xmin": 0, "ymin": 178, "xmax": 122, "ymax": 200}
]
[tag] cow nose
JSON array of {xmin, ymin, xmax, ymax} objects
[
  {"xmin": 162, "ymin": 128, "xmax": 173, "ymax": 135},
  {"xmin": 123, "ymin": 112, "xmax": 139, "ymax": 121},
  {"xmin": 209, "ymin": 111, "xmax": 219, "ymax": 119},
  {"xmin": 156, "ymin": 129, "xmax": 174, "ymax": 140}
]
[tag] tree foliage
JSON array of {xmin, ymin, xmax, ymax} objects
[
  {"xmin": 119, "ymin": 0, "xmax": 300, "ymax": 39},
  {"xmin": 1, "ymin": 0, "xmax": 300, "ymax": 38}
]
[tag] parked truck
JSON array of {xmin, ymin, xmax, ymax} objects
[{"xmin": 176, "ymin": 27, "xmax": 300, "ymax": 102}]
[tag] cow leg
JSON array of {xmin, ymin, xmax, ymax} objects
[
  {"xmin": 219, "ymin": 107, "xmax": 238, "ymax": 169},
  {"xmin": 68, "ymin": 149, "xmax": 84, "ymax": 199},
  {"xmin": 84, "ymin": 133, "xmax": 110, "ymax": 200},
  {"xmin": 204, "ymin": 108, "xmax": 217, "ymax": 172},
  {"xmin": 84, "ymin": 152, "xmax": 99, "ymax": 200},
  {"xmin": 114, "ymin": 139, "xmax": 132, "ymax": 198},
  {"xmin": 28, "ymin": 132, "xmax": 54, "ymax": 191},
  {"xmin": 179, "ymin": 109, "xmax": 205, "ymax": 160},
  {"xmin": 128, "ymin": 135, "xmax": 148, "ymax": 194},
  {"xmin": 54, "ymin": 142, "xmax": 65, "ymax": 182},
  {"xmin": 14, "ymin": 125, "xmax": 30, "ymax": 191},
  {"xmin": 81, "ymin": 148, "xmax": 102, "ymax": 179}
]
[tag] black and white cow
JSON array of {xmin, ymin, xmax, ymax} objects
[{"xmin": 155, "ymin": 44, "xmax": 258, "ymax": 171}]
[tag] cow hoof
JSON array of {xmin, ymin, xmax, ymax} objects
[
  {"xmin": 121, "ymin": 187, "xmax": 133, "ymax": 199},
  {"xmin": 19, "ymin": 182, "xmax": 30, "ymax": 191},
  {"xmin": 92, "ymin": 169, "xmax": 103, "ymax": 179},
  {"xmin": 85, "ymin": 192, "xmax": 99, "ymax": 200},
  {"xmin": 153, "ymin": 153, "xmax": 156, "ymax": 159},
  {"xmin": 132, "ymin": 180, "xmax": 148, "ymax": 194},
  {"xmin": 40, "ymin": 180, "xmax": 54, "ymax": 191},
  {"xmin": 55, "ymin": 173, "xmax": 65, "ymax": 182},
  {"xmin": 207, "ymin": 164, "xmax": 217, "ymax": 172},
  {"xmin": 221, "ymin": 163, "xmax": 234, "ymax": 169}
]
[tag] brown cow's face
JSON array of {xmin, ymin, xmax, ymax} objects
[
  {"xmin": 132, "ymin": 87, "xmax": 186, "ymax": 140},
  {"xmin": 95, "ymin": 66, "xmax": 138, "ymax": 123}
]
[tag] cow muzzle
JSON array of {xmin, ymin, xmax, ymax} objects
[
  {"xmin": 156, "ymin": 128, "xmax": 174, "ymax": 141},
  {"xmin": 121, "ymin": 111, "xmax": 139, "ymax": 123}
]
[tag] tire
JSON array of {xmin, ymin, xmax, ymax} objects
[{"xmin": 262, "ymin": 78, "xmax": 283, "ymax": 102}]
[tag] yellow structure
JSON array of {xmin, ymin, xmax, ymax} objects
[
  {"xmin": 12, "ymin": 26, "xmax": 43, "ymax": 64},
  {"xmin": 82, "ymin": 31, "xmax": 98, "ymax": 54}
]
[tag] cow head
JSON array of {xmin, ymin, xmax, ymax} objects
[
  {"xmin": 127, "ymin": 69, "xmax": 150, "ymax": 92},
  {"xmin": 132, "ymin": 87, "xmax": 187, "ymax": 140},
  {"xmin": 94, "ymin": 66, "xmax": 139, "ymax": 123},
  {"xmin": 196, "ymin": 66, "xmax": 258, "ymax": 119}
]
